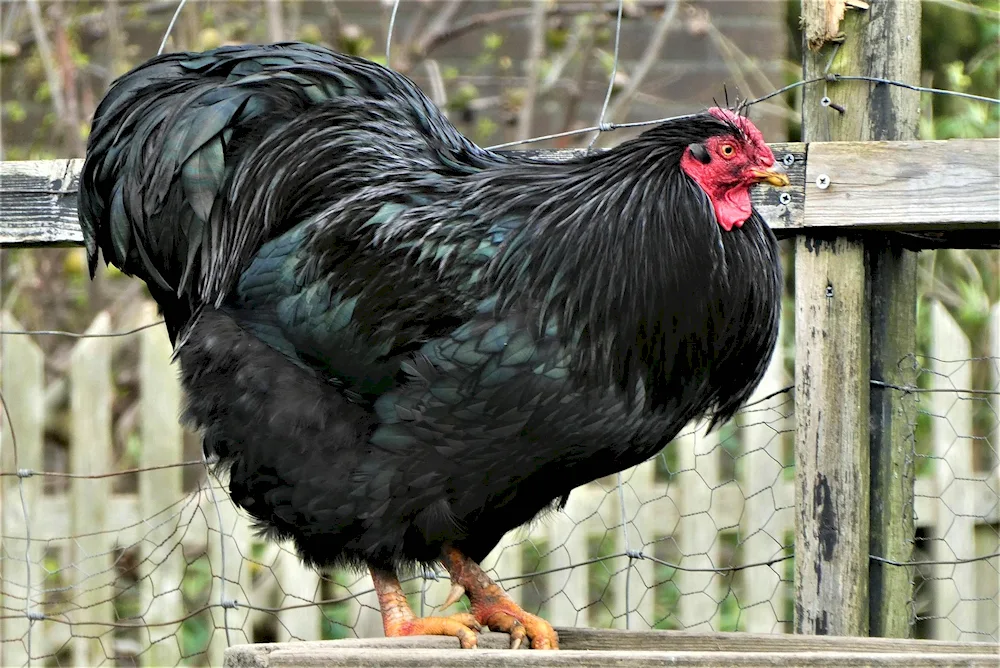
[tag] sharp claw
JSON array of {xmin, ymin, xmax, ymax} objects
[
  {"xmin": 510, "ymin": 635, "xmax": 522, "ymax": 650},
  {"xmin": 441, "ymin": 583, "xmax": 466, "ymax": 609}
]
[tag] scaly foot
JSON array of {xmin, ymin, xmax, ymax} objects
[
  {"xmin": 440, "ymin": 545, "xmax": 559, "ymax": 649},
  {"xmin": 370, "ymin": 566, "xmax": 482, "ymax": 648}
]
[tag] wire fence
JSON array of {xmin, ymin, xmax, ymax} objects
[
  {"xmin": 1, "ymin": 0, "xmax": 999, "ymax": 665},
  {"xmin": 1, "ymin": 290, "xmax": 997, "ymax": 665}
]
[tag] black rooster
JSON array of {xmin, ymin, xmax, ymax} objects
[{"xmin": 79, "ymin": 42, "xmax": 788, "ymax": 649}]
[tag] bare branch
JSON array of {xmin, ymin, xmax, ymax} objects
[
  {"xmin": 24, "ymin": 0, "xmax": 65, "ymax": 123},
  {"xmin": 412, "ymin": 2, "xmax": 647, "ymax": 66},
  {"xmin": 266, "ymin": 0, "xmax": 285, "ymax": 42},
  {"xmin": 606, "ymin": 0, "xmax": 680, "ymax": 124},
  {"xmin": 518, "ymin": 0, "xmax": 549, "ymax": 141},
  {"xmin": 423, "ymin": 59, "xmax": 447, "ymax": 109}
]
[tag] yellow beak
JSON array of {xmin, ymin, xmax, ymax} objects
[{"xmin": 752, "ymin": 166, "xmax": 791, "ymax": 188}]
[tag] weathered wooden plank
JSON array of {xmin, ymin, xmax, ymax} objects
[
  {"xmin": 0, "ymin": 313, "xmax": 45, "ymax": 668},
  {"xmin": 0, "ymin": 159, "xmax": 84, "ymax": 245},
  {"xmin": 69, "ymin": 313, "xmax": 117, "ymax": 666},
  {"xmin": 868, "ymin": 240, "xmax": 918, "ymax": 639},
  {"xmin": 803, "ymin": 139, "xmax": 1000, "ymax": 231},
  {"xmin": 2, "ymin": 140, "xmax": 998, "ymax": 248},
  {"xmin": 224, "ymin": 626, "xmax": 1000, "ymax": 656},
  {"xmin": 864, "ymin": 0, "xmax": 921, "ymax": 640},
  {"xmin": 221, "ymin": 629, "xmax": 1000, "ymax": 668},
  {"xmin": 795, "ymin": 0, "xmax": 879, "ymax": 638},
  {"xmin": 260, "ymin": 648, "xmax": 999, "ymax": 668},
  {"xmin": 793, "ymin": 235, "xmax": 871, "ymax": 636}
]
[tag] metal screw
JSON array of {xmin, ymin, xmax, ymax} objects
[
  {"xmin": 820, "ymin": 95, "xmax": 846, "ymax": 114},
  {"xmin": 782, "ymin": 153, "xmax": 795, "ymax": 166},
  {"xmin": 779, "ymin": 193, "xmax": 791, "ymax": 205},
  {"xmin": 816, "ymin": 174, "xmax": 831, "ymax": 189}
]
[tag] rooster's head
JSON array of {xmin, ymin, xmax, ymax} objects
[{"xmin": 679, "ymin": 107, "xmax": 790, "ymax": 232}]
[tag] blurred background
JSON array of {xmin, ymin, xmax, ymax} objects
[{"xmin": 0, "ymin": 1, "xmax": 997, "ymax": 666}]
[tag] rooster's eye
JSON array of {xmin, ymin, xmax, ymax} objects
[{"xmin": 719, "ymin": 144, "xmax": 736, "ymax": 158}]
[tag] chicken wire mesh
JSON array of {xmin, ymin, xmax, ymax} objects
[
  {"xmin": 0, "ymin": 308, "xmax": 798, "ymax": 666},
  {"xmin": 2, "ymin": 292, "xmax": 998, "ymax": 666}
]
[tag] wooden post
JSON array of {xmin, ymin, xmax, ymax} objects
[
  {"xmin": 797, "ymin": 0, "xmax": 922, "ymax": 638},
  {"xmin": 861, "ymin": 1, "xmax": 921, "ymax": 640},
  {"xmin": 795, "ymin": 1, "xmax": 873, "ymax": 637}
]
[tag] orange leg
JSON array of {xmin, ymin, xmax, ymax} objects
[
  {"xmin": 440, "ymin": 545, "xmax": 559, "ymax": 650},
  {"xmin": 369, "ymin": 566, "xmax": 481, "ymax": 648}
]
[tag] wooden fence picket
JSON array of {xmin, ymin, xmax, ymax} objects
[
  {"xmin": 674, "ymin": 422, "xmax": 722, "ymax": 631},
  {"xmin": 137, "ymin": 302, "xmax": 186, "ymax": 665},
  {"xmin": 929, "ymin": 302, "xmax": 978, "ymax": 641},
  {"xmin": 0, "ymin": 313, "xmax": 45, "ymax": 668},
  {"xmin": 68, "ymin": 312, "xmax": 116, "ymax": 665}
]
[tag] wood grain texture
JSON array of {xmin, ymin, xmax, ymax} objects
[
  {"xmin": 862, "ymin": 0, "xmax": 921, "ymax": 640},
  {"xmin": 261, "ymin": 649, "xmax": 1000, "ymax": 668},
  {"xmin": 793, "ymin": 235, "xmax": 871, "ymax": 636},
  {"xmin": 796, "ymin": 0, "xmax": 872, "ymax": 638},
  {"xmin": 803, "ymin": 139, "xmax": 999, "ymax": 229},
  {"xmin": 0, "ymin": 159, "xmax": 83, "ymax": 246},
  {"xmin": 221, "ymin": 629, "xmax": 1000, "ymax": 668},
  {"xmin": 802, "ymin": 0, "xmax": 849, "ymax": 50}
]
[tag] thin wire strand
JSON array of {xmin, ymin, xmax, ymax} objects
[
  {"xmin": 871, "ymin": 552, "xmax": 1000, "ymax": 568},
  {"xmin": 158, "ymin": 0, "xmax": 189, "ymax": 56},
  {"xmin": 0, "ymin": 384, "xmax": 35, "ymax": 663},
  {"xmin": 201, "ymin": 456, "xmax": 233, "ymax": 648},
  {"xmin": 871, "ymin": 379, "xmax": 1000, "ymax": 396},
  {"xmin": 487, "ymin": 72, "xmax": 1000, "ymax": 150},
  {"xmin": 0, "ymin": 460, "xmax": 204, "ymax": 479},
  {"xmin": 617, "ymin": 471, "xmax": 631, "ymax": 629},
  {"xmin": 587, "ymin": 0, "xmax": 625, "ymax": 150},
  {"xmin": 0, "ymin": 321, "xmax": 164, "ymax": 338},
  {"xmin": 386, "ymin": 0, "xmax": 401, "ymax": 65},
  {"xmin": 834, "ymin": 74, "xmax": 1000, "ymax": 105}
]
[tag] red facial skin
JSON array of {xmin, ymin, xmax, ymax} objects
[{"xmin": 679, "ymin": 107, "xmax": 780, "ymax": 232}]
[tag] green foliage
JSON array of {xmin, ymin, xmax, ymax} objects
[
  {"xmin": 921, "ymin": 0, "xmax": 999, "ymax": 138},
  {"xmin": 3, "ymin": 100, "xmax": 27, "ymax": 123}
]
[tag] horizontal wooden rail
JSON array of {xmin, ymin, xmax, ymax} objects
[{"xmin": 1, "ymin": 139, "xmax": 997, "ymax": 249}]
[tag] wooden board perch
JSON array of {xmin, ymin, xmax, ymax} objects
[
  {"xmin": 220, "ymin": 628, "xmax": 1000, "ymax": 667},
  {"xmin": 1, "ymin": 139, "xmax": 998, "ymax": 250}
]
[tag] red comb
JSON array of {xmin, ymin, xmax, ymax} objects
[{"xmin": 707, "ymin": 107, "xmax": 765, "ymax": 145}]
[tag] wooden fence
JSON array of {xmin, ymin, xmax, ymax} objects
[{"xmin": 1, "ymin": 293, "xmax": 997, "ymax": 666}]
